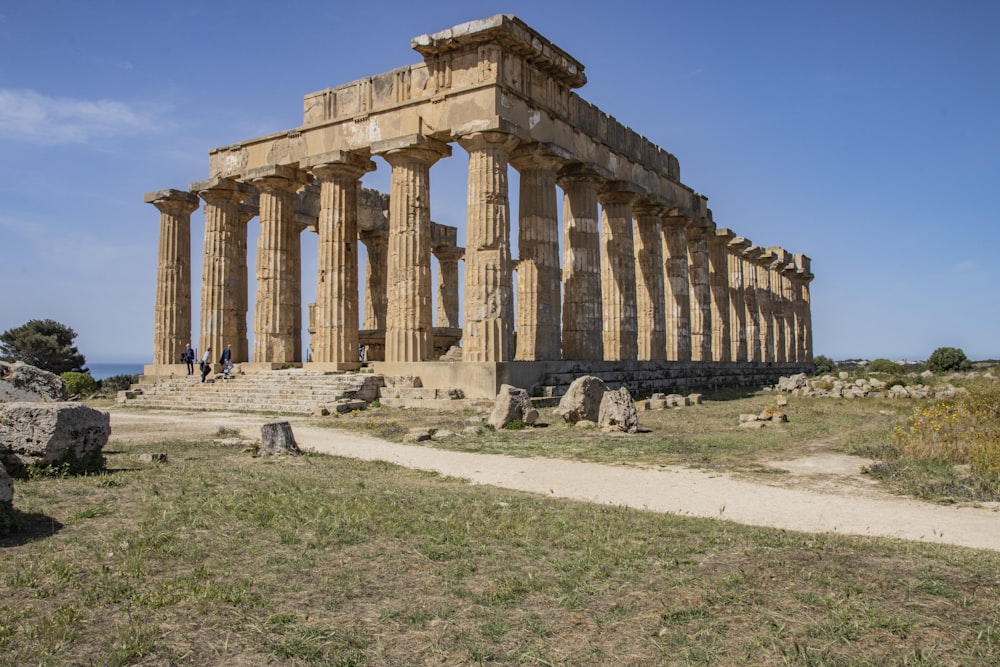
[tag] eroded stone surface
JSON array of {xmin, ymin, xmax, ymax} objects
[
  {"xmin": 598, "ymin": 387, "xmax": 638, "ymax": 433},
  {"xmin": 0, "ymin": 402, "xmax": 109, "ymax": 470},
  {"xmin": 0, "ymin": 362, "xmax": 64, "ymax": 403},
  {"xmin": 554, "ymin": 375, "xmax": 607, "ymax": 424}
]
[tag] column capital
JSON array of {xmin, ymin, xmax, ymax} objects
[
  {"xmin": 244, "ymin": 164, "xmax": 309, "ymax": 193},
  {"xmin": 372, "ymin": 134, "xmax": 452, "ymax": 166},
  {"xmin": 714, "ymin": 227, "xmax": 736, "ymax": 243},
  {"xmin": 455, "ymin": 129, "xmax": 520, "ymax": 154},
  {"xmin": 303, "ymin": 150, "xmax": 376, "ymax": 180},
  {"xmin": 432, "ymin": 246, "xmax": 465, "ymax": 262},
  {"xmin": 190, "ymin": 176, "xmax": 255, "ymax": 203},
  {"xmin": 598, "ymin": 181, "xmax": 643, "ymax": 205},
  {"xmin": 143, "ymin": 189, "xmax": 199, "ymax": 215},
  {"xmin": 744, "ymin": 245, "xmax": 766, "ymax": 263},
  {"xmin": 555, "ymin": 162, "xmax": 611, "ymax": 188},
  {"xmin": 632, "ymin": 198, "xmax": 667, "ymax": 219},
  {"xmin": 509, "ymin": 141, "xmax": 571, "ymax": 172},
  {"xmin": 728, "ymin": 236, "xmax": 751, "ymax": 253}
]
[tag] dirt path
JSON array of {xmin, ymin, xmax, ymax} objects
[{"xmin": 108, "ymin": 409, "xmax": 1000, "ymax": 553}]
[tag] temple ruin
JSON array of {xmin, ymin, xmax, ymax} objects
[{"xmin": 143, "ymin": 15, "xmax": 814, "ymax": 399}]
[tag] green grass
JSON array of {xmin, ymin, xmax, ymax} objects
[{"xmin": 2, "ymin": 432, "xmax": 1000, "ymax": 665}]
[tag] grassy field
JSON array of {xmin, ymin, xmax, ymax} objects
[{"xmin": 2, "ymin": 401, "xmax": 1000, "ymax": 666}]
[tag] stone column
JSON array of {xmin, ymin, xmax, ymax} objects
[
  {"xmin": 598, "ymin": 184, "xmax": 639, "ymax": 361},
  {"xmin": 191, "ymin": 177, "xmax": 253, "ymax": 369},
  {"xmin": 742, "ymin": 245, "xmax": 763, "ymax": 363},
  {"xmin": 304, "ymin": 151, "xmax": 375, "ymax": 367},
  {"xmin": 781, "ymin": 256, "xmax": 799, "ymax": 363},
  {"xmin": 246, "ymin": 165, "xmax": 308, "ymax": 365},
  {"xmin": 767, "ymin": 247, "xmax": 787, "ymax": 363},
  {"xmin": 795, "ymin": 254, "xmax": 814, "ymax": 363},
  {"xmin": 373, "ymin": 135, "xmax": 451, "ymax": 363},
  {"xmin": 360, "ymin": 229, "xmax": 388, "ymax": 332},
  {"xmin": 557, "ymin": 165, "xmax": 604, "ymax": 361},
  {"xmin": 510, "ymin": 144, "xmax": 562, "ymax": 361},
  {"xmin": 727, "ymin": 236, "xmax": 750, "ymax": 362},
  {"xmin": 754, "ymin": 248, "xmax": 774, "ymax": 363},
  {"xmin": 661, "ymin": 214, "xmax": 692, "ymax": 361},
  {"xmin": 235, "ymin": 203, "xmax": 256, "ymax": 364},
  {"xmin": 457, "ymin": 131, "xmax": 519, "ymax": 363},
  {"xmin": 709, "ymin": 228, "xmax": 734, "ymax": 362},
  {"xmin": 686, "ymin": 219, "xmax": 714, "ymax": 361},
  {"xmin": 633, "ymin": 201, "xmax": 666, "ymax": 361},
  {"xmin": 144, "ymin": 189, "xmax": 199, "ymax": 369},
  {"xmin": 433, "ymin": 246, "xmax": 463, "ymax": 328}
]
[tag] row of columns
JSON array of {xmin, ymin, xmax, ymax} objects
[{"xmin": 147, "ymin": 132, "xmax": 812, "ymax": 369}]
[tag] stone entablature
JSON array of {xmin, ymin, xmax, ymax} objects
[{"xmin": 144, "ymin": 14, "xmax": 814, "ymax": 396}]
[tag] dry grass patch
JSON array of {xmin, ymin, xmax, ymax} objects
[{"xmin": 2, "ymin": 431, "xmax": 999, "ymax": 665}]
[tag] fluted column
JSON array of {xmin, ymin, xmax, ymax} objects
[
  {"xmin": 727, "ymin": 236, "xmax": 750, "ymax": 362},
  {"xmin": 661, "ymin": 215, "xmax": 692, "ymax": 361},
  {"xmin": 235, "ymin": 204, "xmax": 256, "ymax": 364},
  {"xmin": 686, "ymin": 219, "xmax": 714, "ymax": 361},
  {"xmin": 305, "ymin": 152, "xmax": 375, "ymax": 366},
  {"xmin": 754, "ymin": 248, "xmax": 775, "ymax": 363},
  {"xmin": 709, "ymin": 228, "xmax": 734, "ymax": 362},
  {"xmin": 781, "ymin": 256, "xmax": 799, "ymax": 363},
  {"xmin": 766, "ymin": 247, "xmax": 787, "ymax": 363},
  {"xmin": 598, "ymin": 185, "xmax": 639, "ymax": 361},
  {"xmin": 192, "ymin": 177, "xmax": 253, "ymax": 368},
  {"xmin": 373, "ymin": 135, "xmax": 451, "ymax": 362},
  {"xmin": 743, "ymin": 246, "xmax": 763, "ymax": 363},
  {"xmin": 248, "ymin": 165, "xmax": 308, "ymax": 365},
  {"xmin": 510, "ymin": 144, "xmax": 562, "ymax": 361},
  {"xmin": 557, "ymin": 165, "xmax": 604, "ymax": 360},
  {"xmin": 795, "ymin": 254, "xmax": 814, "ymax": 362},
  {"xmin": 360, "ymin": 229, "xmax": 388, "ymax": 332},
  {"xmin": 433, "ymin": 246, "xmax": 463, "ymax": 328},
  {"xmin": 633, "ymin": 201, "xmax": 666, "ymax": 360},
  {"xmin": 457, "ymin": 131, "xmax": 519, "ymax": 362},
  {"xmin": 145, "ymin": 189, "xmax": 199, "ymax": 367}
]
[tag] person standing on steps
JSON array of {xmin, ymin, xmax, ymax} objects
[
  {"xmin": 220, "ymin": 344, "xmax": 233, "ymax": 379},
  {"xmin": 200, "ymin": 347, "xmax": 212, "ymax": 383},
  {"xmin": 182, "ymin": 343, "xmax": 195, "ymax": 375}
]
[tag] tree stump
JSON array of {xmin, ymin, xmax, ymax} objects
[{"xmin": 259, "ymin": 421, "xmax": 301, "ymax": 456}]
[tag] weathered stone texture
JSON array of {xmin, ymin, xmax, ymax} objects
[
  {"xmin": 554, "ymin": 375, "xmax": 608, "ymax": 424},
  {"xmin": 598, "ymin": 387, "xmax": 638, "ymax": 433},
  {"xmin": 0, "ymin": 402, "xmax": 109, "ymax": 470},
  {"xmin": 0, "ymin": 362, "xmax": 64, "ymax": 403},
  {"xmin": 488, "ymin": 384, "xmax": 538, "ymax": 430}
]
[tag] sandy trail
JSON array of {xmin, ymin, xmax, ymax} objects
[{"xmin": 108, "ymin": 409, "xmax": 1000, "ymax": 553}]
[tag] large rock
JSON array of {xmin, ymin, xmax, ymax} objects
[
  {"xmin": 0, "ymin": 361, "xmax": 65, "ymax": 403},
  {"xmin": 598, "ymin": 387, "xmax": 639, "ymax": 433},
  {"xmin": 554, "ymin": 376, "xmax": 608, "ymax": 424},
  {"xmin": 488, "ymin": 384, "xmax": 538, "ymax": 430},
  {"xmin": 0, "ymin": 402, "xmax": 109, "ymax": 472}
]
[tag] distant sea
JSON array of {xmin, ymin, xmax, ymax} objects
[{"xmin": 88, "ymin": 363, "xmax": 145, "ymax": 381}]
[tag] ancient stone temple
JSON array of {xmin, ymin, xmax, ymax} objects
[{"xmin": 144, "ymin": 15, "xmax": 814, "ymax": 398}]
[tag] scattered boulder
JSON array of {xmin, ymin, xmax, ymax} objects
[
  {"xmin": 403, "ymin": 427, "xmax": 434, "ymax": 443},
  {"xmin": 0, "ymin": 402, "xmax": 109, "ymax": 473},
  {"xmin": 259, "ymin": 421, "xmax": 301, "ymax": 456},
  {"xmin": 0, "ymin": 361, "xmax": 65, "ymax": 403},
  {"xmin": 739, "ymin": 420, "xmax": 767, "ymax": 430},
  {"xmin": 598, "ymin": 387, "xmax": 638, "ymax": 433},
  {"xmin": 554, "ymin": 376, "xmax": 608, "ymax": 424},
  {"xmin": 488, "ymin": 384, "xmax": 538, "ymax": 430}
]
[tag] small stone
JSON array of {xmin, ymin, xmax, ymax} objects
[{"xmin": 137, "ymin": 452, "xmax": 168, "ymax": 463}]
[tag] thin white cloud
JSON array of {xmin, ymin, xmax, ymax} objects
[{"xmin": 0, "ymin": 88, "xmax": 167, "ymax": 144}]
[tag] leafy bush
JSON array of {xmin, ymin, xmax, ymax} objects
[
  {"xmin": 867, "ymin": 358, "xmax": 903, "ymax": 375},
  {"xmin": 928, "ymin": 347, "xmax": 973, "ymax": 373},
  {"xmin": 812, "ymin": 355, "xmax": 837, "ymax": 375},
  {"xmin": 0, "ymin": 319, "xmax": 87, "ymax": 373},
  {"xmin": 893, "ymin": 380, "xmax": 1000, "ymax": 474},
  {"xmin": 95, "ymin": 373, "xmax": 138, "ymax": 397},
  {"xmin": 61, "ymin": 371, "xmax": 98, "ymax": 397}
]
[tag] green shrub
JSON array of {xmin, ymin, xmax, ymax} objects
[
  {"xmin": 61, "ymin": 371, "xmax": 98, "ymax": 397},
  {"xmin": 867, "ymin": 358, "xmax": 903, "ymax": 375},
  {"xmin": 99, "ymin": 373, "xmax": 137, "ymax": 393},
  {"xmin": 928, "ymin": 347, "xmax": 973, "ymax": 373},
  {"xmin": 812, "ymin": 355, "xmax": 837, "ymax": 375}
]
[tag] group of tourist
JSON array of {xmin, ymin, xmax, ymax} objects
[{"xmin": 181, "ymin": 343, "xmax": 233, "ymax": 382}]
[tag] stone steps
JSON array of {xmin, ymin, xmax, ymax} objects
[{"xmin": 119, "ymin": 370, "xmax": 383, "ymax": 415}]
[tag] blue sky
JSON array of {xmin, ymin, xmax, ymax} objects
[{"xmin": 1, "ymin": 1, "xmax": 997, "ymax": 364}]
